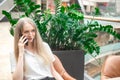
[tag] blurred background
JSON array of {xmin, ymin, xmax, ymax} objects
[{"xmin": 0, "ymin": 0, "xmax": 120, "ymax": 80}]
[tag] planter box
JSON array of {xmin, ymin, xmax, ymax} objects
[{"xmin": 53, "ymin": 50, "xmax": 84, "ymax": 80}]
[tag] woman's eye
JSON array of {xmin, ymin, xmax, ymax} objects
[
  {"xmin": 32, "ymin": 30, "xmax": 35, "ymax": 32},
  {"xmin": 24, "ymin": 31, "xmax": 29, "ymax": 33}
]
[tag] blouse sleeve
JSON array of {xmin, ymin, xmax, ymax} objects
[
  {"xmin": 43, "ymin": 42, "xmax": 55, "ymax": 62},
  {"xmin": 10, "ymin": 51, "xmax": 16, "ymax": 73}
]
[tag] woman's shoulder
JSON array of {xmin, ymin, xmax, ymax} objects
[
  {"xmin": 9, "ymin": 50, "xmax": 14, "ymax": 55},
  {"xmin": 105, "ymin": 55, "xmax": 120, "ymax": 65},
  {"xmin": 43, "ymin": 42, "xmax": 49, "ymax": 47},
  {"xmin": 102, "ymin": 55, "xmax": 120, "ymax": 79},
  {"xmin": 9, "ymin": 50, "xmax": 15, "ymax": 60}
]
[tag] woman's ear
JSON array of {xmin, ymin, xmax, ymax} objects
[{"xmin": 19, "ymin": 33, "xmax": 22, "ymax": 37}]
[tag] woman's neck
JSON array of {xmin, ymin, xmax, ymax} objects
[{"xmin": 25, "ymin": 43, "xmax": 35, "ymax": 53}]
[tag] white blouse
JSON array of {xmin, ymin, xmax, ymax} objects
[{"xmin": 10, "ymin": 42, "xmax": 55, "ymax": 80}]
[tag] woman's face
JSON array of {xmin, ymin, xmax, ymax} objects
[{"xmin": 22, "ymin": 22, "xmax": 35, "ymax": 43}]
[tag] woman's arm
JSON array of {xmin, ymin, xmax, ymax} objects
[
  {"xmin": 12, "ymin": 54, "xmax": 24, "ymax": 80},
  {"xmin": 51, "ymin": 63, "xmax": 64, "ymax": 80},
  {"xmin": 53, "ymin": 55, "xmax": 76, "ymax": 80},
  {"xmin": 12, "ymin": 35, "xmax": 27, "ymax": 80}
]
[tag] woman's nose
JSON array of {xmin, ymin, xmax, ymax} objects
[{"xmin": 28, "ymin": 31, "xmax": 32, "ymax": 35}]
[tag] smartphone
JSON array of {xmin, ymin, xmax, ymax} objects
[
  {"xmin": 25, "ymin": 38, "xmax": 28, "ymax": 46},
  {"xmin": 20, "ymin": 34, "xmax": 28, "ymax": 46}
]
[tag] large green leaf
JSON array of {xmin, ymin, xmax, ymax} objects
[{"xmin": 2, "ymin": 10, "xmax": 17, "ymax": 26}]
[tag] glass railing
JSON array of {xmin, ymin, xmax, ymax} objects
[
  {"xmin": 84, "ymin": 72, "xmax": 95, "ymax": 80},
  {"xmin": 84, "ymin": 15, "xmax": 120, "ymax": 80},
  {"xmin": 0, "ymin": 0, "xmax": 4, "ymax": 3}
]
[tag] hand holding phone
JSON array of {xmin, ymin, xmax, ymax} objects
[
  {"xmin": 25, "ymin": 38, "xmax": 28, "ymax": 46},
  {"xmin": 18, "ymin": 35, "xmax": 28, "ymax": 56},
  {"xmin": 18, "ymin": 35, "xmax": 28, "ymax": 47}
]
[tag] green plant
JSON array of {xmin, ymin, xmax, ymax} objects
[
  {"xmin": 2, "ymin": 0, "xmax": 120, "ymax": 55},
  {"xmin": 45, "ymin": 0, "xmax": 120, "ymax": 54},
  {"xmin": 2, "ymin": 0, "xmax": 51, "ymax": 38}
]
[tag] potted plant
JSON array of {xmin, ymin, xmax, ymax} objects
[{"xmin": 2, "ymin": 0, "xmax": 120, "ymax": 79}]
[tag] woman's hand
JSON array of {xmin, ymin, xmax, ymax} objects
[{"xmin": 18, "ymin": 35, "xmax": 28, "ymax": 56}]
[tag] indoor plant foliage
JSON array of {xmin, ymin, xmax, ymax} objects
[
  {"xmin": 44, "ymin": 0, "xmax": 120, "ymax": 54},
  {"xmin": 2, "ymin": 0, "xmax": 50, "ymax": 39},
  {"xmin": 2, "ymin": 0, "xmax": 120, "ymax": 55}
]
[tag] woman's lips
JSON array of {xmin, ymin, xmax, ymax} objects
[{"xmin": 27, "ymin": 38, "xmax": 32, "ymax": 40}]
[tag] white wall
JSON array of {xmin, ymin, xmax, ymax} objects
[{"xmin": 116, "ymin": 0, "xmax": 120, "ymax": 13}]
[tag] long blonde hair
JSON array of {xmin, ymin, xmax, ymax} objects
[{"xmin": 14, "ymin": 17, "xmax": 52, "ymax": 64}]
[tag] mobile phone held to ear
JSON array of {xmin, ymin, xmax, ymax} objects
[
  {"xmin": 20, "ymin": 34, "xmax": 28, "ymax": 46},
  {"xmin": 25, "ymin": 39, "xmax": 28, "ymax": 46}
]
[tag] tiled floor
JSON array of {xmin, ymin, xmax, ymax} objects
[{"xmin": 0, "ymin": 22, "xmax": 13, "ymax": 80}]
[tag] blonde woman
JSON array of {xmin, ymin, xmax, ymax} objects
[{"xmin": 11, "ymin": 17, "xmax": 64, "ymax": 80}]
